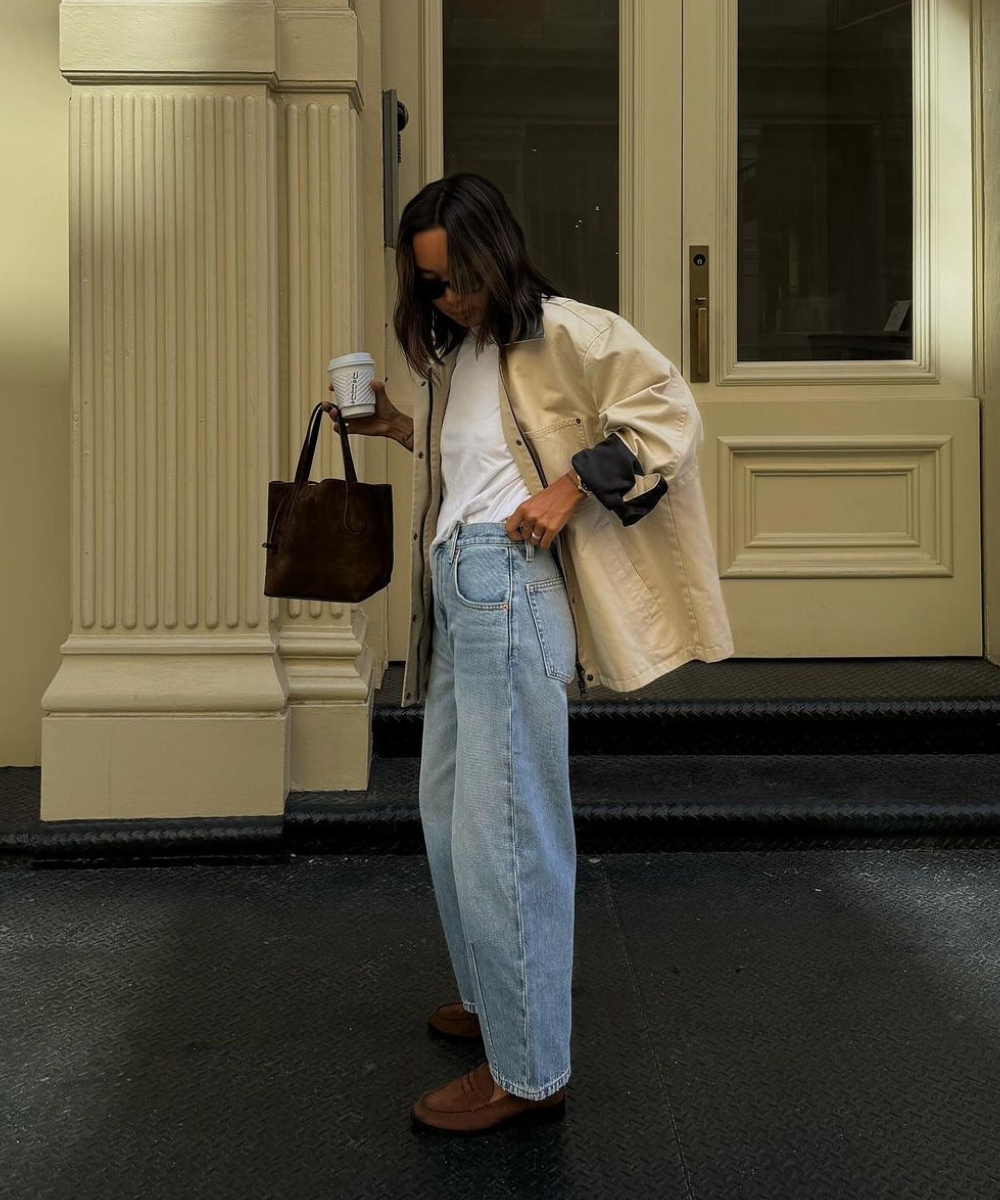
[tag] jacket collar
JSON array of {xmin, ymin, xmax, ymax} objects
[
  {"xmin": 504, "ymin": 311, "xmax": 545, "ymax": 347},
  {"xmin": 432, "ymin": 310, "xmax": 545, "ymax": 379}
]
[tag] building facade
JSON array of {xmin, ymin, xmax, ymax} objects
[{"xmin": 1, "ymin": 0, "xmax": 998, "ymax": 818}]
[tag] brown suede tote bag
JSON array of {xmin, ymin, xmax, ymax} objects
[{"xmin": 261, "ymin": 401, "xmax": 393, "ymax": 602}]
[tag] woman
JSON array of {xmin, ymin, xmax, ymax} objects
[{"xmin": 323, "ymin": 172, "xmax": 733, "ymax": 1136}]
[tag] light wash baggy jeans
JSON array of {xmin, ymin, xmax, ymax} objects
[{"xmin": 418, "ymin": 519, "xmax": 578, "ymax": 1101}]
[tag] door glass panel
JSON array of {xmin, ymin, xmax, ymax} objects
[
  {"xmin": 443, "ymin": 0, "xmax": 619, "ymax": 310},
  {"xmin": 737, "ymin": 1, "xmax": 913, "ymax": 361}
]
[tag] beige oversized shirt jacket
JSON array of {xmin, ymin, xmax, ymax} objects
[{"xmin": 400, "ymin": 296, "xmax": 734, "ymax": 706}]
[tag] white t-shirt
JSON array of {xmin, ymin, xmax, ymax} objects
[{"xmin": 429, "ymin": 325, "xmax": 533, "ymax": 552}]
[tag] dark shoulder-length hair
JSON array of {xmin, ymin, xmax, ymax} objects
[{"xmin": 393, "ymin": 172, "xmax": 563, "ymax": 382}]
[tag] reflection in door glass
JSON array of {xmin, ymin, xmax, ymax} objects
[
  {"xmin": 443, "ymin": 0, "xmax": 618, "ymax": 311},
  {"xmin": 738, "ymin": 1, "xmax": 913, "ymax": 361}
]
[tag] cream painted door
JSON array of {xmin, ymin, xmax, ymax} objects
[
  {"xmin": 381, "ymin": 0, "xmax": 982, "ymax": 663},
  {"xmin": 682, "ymin": 0, "xmax": 981, "ymax": 656},
  {"xmin": 380, "ymin": 0, "xmax": 440, "ymax": 660}
]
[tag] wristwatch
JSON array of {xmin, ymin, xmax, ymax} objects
[{"xmin": 571, "ymin": 468, "xmax": 593, "ymax": 496}]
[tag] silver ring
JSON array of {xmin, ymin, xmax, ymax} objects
[{"xmin": 530, "ymin": 532, "xmax": 541, "ymax": 541}]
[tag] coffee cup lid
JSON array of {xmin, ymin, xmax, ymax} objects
[{"xmin": 328, "ymin": 352, "xmax": 375, "ymax": 370}]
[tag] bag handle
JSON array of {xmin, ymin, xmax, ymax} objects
[
  {"xmin": 294, "ymin": 401, "xmax": 359, "ymax": 487},
  {"xmin": 262, "ymin": 402, "xmax": 366, "ymax": 551}
]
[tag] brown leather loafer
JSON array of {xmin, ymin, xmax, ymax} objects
[
  {"xmin": 427, "ymin": 1000, "xmax": 482, "ymax": 1040},
  {"xmin": 411, "ymin": 1060, "xmax": 566, "ymax": 1136}
]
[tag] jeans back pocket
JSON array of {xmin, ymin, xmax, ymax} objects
[{"xmin": 524, "ymin": 577, "xmax": 576, "ymax": 684}]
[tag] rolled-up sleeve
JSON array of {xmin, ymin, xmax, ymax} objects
[{"xmin": 570, "ymin": 316, "xmax": 703, "ymax": 527}]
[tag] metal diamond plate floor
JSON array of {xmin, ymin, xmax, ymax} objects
[{"xmin": 3, "ymin": 850, "xmax": 1000, "ymax": 1198}]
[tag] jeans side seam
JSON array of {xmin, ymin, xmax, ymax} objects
[
  {"xmin": 467, "ymin": 942, "xmax": 496, "ymax": 1059},
  {"xmin": 507, "ymin": 555, "xmax": 530, "ymax": 1090}
]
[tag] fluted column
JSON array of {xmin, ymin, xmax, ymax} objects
[
  {"xmin": 270, "ymin": 0, "xmax": 375, "ymax": 791},
  {"xmin": 42, "ymin": 0, "xmax": 372, "ymax": 818}
]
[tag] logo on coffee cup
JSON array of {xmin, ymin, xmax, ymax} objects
[{"xmin": 327, "ymin": 352, "xmax": 376, "ymax": 417}]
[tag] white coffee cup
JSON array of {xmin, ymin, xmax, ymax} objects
[{"xmin": 327, "ymin": 352, "xmax": 376, "ymax": 418}]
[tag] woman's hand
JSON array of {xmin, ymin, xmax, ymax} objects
[
  {"xmin": 322, "ymin": 379, "xmax": 403, "ymax": 440},
  {"xmin": 505, "ymin": 474, "xmax": 588, "ymax": 549}
]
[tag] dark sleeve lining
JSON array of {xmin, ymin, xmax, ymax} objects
[{"xmin": 571, "ymin": 432, "xmax": 669, "ymax": 527}]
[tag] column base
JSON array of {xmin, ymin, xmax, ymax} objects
[
  {"xmin": 279, "ymin": 617, "xmax": 377, "ymax": 793},
  {"xmin": 289, "ymin": 700, "xmax": 372, "ymax": 792},
  {"xmin": 40, "ymin": 642, "xmax": 291, "ymax": 820},
  {"xmin": 40, "ymin": 713, "xmax": 291, "ymax": 820}
]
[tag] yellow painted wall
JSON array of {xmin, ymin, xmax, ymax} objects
[{"xmin": 0, "ymin": 1, "xmax": 71, "ymax": 765}]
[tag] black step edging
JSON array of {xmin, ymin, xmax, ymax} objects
[
  {"xmin": 283, "ymin": 806, "xmax": 1000, "ymax": 855},
  {"xmin": 284, "ymin": 748, "xmax": 1000, "ymax": 851},
  {"xmin": 373, "ymin": 697, "xmax": 1000, "ymax": 756},
  {"xmin": 20, "ymin": 809, "xmax": 1000, "ymax": 865}
]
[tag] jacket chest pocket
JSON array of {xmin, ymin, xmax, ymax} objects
[{"xmin": 521, "ymin": 416, "xmax": 589, "ymax": 479}]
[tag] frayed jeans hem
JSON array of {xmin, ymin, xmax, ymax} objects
[{"xmin": 488, "ymin": 1064, "xmax": 571, "ymax": 1101}]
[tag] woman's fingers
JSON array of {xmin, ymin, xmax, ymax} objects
[{"xmin": 324, "ymin": 378, "xmax": 391, "ymax": 436}]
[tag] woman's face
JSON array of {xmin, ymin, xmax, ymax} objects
[{"xmin": 412, "ymin": 226, "xmax": 489, "ymax": 328}]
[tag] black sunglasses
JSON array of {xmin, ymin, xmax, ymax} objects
[{"xmin": 414, "ymin": 273, "xmax": 482, "ymax": 301}]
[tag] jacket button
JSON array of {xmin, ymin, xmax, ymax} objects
[
  {"xmin": 405, "ymin": 692, "xmax": 412, "ymax": 699},
  {"xmin": 417, "ymin": 451, "xmax": 424, "ymax": 458},
  {"xmin": 412, "ymin": 533, "xmax": 418, "ymax": 540},
  {"xmin": 575, "ymin": 417, "xmax": 581, "ymax": 423},
  {"xmin": 515, "ymin": 439, "xmax": 522, "ymax": 446},
  {"xmin": 587, "ymin": 674, "xmax": 594, "ymax": 681}
]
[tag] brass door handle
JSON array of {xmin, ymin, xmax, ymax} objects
[
  {"xmin": 696, "ymin": 303, "xmax": 708, "ymax": 379},
  {"xmin": 690, "ymin": 246, "xmax": 710, "ymax": 382}
]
